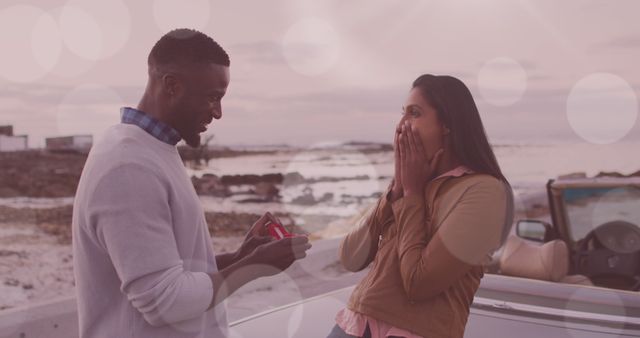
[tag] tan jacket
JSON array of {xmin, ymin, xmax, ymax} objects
[{"xmin": 340, "ymin": 173, "xmax": 512, "ymax": 338}]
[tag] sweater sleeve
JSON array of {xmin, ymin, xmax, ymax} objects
[
  {"xmin": 339, "ymin": 184, "xmax": 394, "ymax": 272},
  {"xmin": 392, "ymin": 178, "xmax": 508, "ymax": 302},
  {"xmin": 87, "ymin": 163, "xmax": 213, "ymax": 326}
]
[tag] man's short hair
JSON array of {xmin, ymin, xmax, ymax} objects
[{"xmin": 148, "ymin": 28, "xmax": 230, "ymax": 68}]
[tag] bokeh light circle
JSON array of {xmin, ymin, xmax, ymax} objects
[
  {"xmin": 567, "ymin": 73, "xmax": 638, "ymax": 145},
  {"xmin": 0, "ymin": 5, "xmax": 62, "ymax": 83},
  {"xmin": 282, "ymin": 18, "xmax": 341, "ymax": 77},
  {"xmin": 59, "ymin": 0, "xmax": 131, "ymax": 61},
  {"xmin": 153, "ymin": 0, "xmax": 211, "ymax": 32},
  {"xmin": 477, "ymin": 57, "xmax": 528, "ymax": 106}
]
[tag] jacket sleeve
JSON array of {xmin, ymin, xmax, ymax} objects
[
  {"xmin": 339, "ymin": 184, "xmax": 395, "ymax": 272},
  {"xmin": 88, "ymin": 163, "xmax": 213, "ymax": 327},
  {"xmin": 393, "ymin": 178, "xmax": 509, "ymax": 302}
]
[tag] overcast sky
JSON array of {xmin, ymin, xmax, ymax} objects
[{"xmin": 0, "ymin": 0, "xmax": 638, "ymax": 148}]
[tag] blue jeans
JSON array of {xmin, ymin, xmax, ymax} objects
[{"xmin": 327, "ymin": 323, "xmax": 371, "ymax": 338}]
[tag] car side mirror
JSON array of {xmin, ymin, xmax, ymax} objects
[{"xmin": 516, "ymin": 219, "xmax": 553, "ymax": 242}]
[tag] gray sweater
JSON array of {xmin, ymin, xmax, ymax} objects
[{"xmin": 72, "ymin": 124, "xmax": 228, "ymax": 337}]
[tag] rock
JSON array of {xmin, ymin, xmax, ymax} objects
[
  {"xmin": 237, "ymin": 198, "xmax": 272, "ymax": 204},
  {"xmin": 192, "ymin": 174, "xmax": 231, "ymax": 197},
  {"xmin": 340, "ymin": 194, "xmax": 369, "ymax": 205},
  {"xmin": 291, "ymin": 194, "xmax": 316, "ymax": 205},
  {"xmin": 253, "ymin": 182, "xmax": 280, "ymax": 201},
  {"xmin": 4, "ymin": 278, "xmax": 19, "ymax": 287},
  {"xmin": 318, "ymin": 192, "xmax": 334, "ymax": 203},
  {"xmin": 220, "ymin": 173, "xmax": 284, "ymax": 185},
  {"xmin": 283, "ymin": 172, "xmax": 305, "ymax": 185},
  {"xmin": 291, "ymin": 186, "xmax": 317, "ymax": 205}
]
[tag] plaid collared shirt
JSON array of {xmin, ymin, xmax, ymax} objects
[{"xmin": 120, "ymin": 107, "xmax": 182, "ymax": 146}]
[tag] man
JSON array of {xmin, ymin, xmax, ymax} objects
[{"xmin": 72, "ymin": 28, "xmax": 311, "ymax": 337}]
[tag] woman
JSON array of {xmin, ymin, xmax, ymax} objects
[{"xmin": 328, "ymin": 74, "xmax": 514, "ymax": 338}]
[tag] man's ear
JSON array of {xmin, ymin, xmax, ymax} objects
[{"xmin": 161, "ymin": 73, "xmax": 181, "ymax": 97}]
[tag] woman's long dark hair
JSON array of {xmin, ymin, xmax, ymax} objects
[
  {"xmin": 412, "ymin": 74, "xmax": 508, "ymax": 183},
  {"xmin": 413, "ymin": 74, "xmax": 514, "ymax": 243}
]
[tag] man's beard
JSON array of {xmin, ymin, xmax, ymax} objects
[
  {"xmin": 183, "ymin": 132, "xmax": 201, "ymax": 148},
  {"xmin": 174, "ymin": 118, "xmax": 201, "ymax": 148}
]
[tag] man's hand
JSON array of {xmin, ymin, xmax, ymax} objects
[
  {"xmin": 209, "ymin": 220, "xmax": 312, "ymax": 309},
  {"xmin": 233, "ymin": 212, "xmax": 280, "ymax": 261},
  {"xmin": 246, "ymin": 236, "xmax": 312, "ymax": 275},
  {"xmin": 398, "ymin": 121, "xmax": 444, "ymax": 197}
]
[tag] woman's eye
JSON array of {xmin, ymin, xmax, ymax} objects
[{"xmin": 410, "ymin": 110, "xmax": 420, "ymax": 117}]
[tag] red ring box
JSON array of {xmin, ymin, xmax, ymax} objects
[{"xmin": 266, "ymin": 221, "xmax": 294, "ymax": 240}]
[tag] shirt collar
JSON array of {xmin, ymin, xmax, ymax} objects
[
  {"xmin": 433, "ymin": 165, "xmax": 474, "ymax": 180},
  {"xmin": 120, "ymin": 107, "xmax": 182, "ymax": 146}
]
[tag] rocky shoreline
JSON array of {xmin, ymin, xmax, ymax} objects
[{"xmin": 0, "ymin": 148, "xmax": 280, "ymax": 198}]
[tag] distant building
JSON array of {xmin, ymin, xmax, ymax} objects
[
  {"xmin": 45, "ymin": 135, "xmax": 93, "ymax": 153},
  {"xmin": 0, "ymin": 134, "xmax": 28, "ymax": 152},
  {"xmin": 0, "ymin": 125, "xmax": 13, "ymax": 136}
]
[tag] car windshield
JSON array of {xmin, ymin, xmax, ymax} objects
[{"xmin": 562, "ymin": 186, "xmax": 640, "ymax": 241}]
